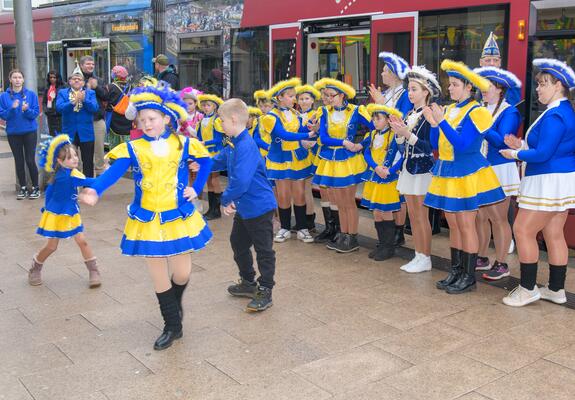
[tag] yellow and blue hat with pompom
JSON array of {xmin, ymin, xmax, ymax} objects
[
  {"xmin": 129, "ymin": 81, "xmax": 188, "ymax": 129},
  {"xmin": 253, "ymin": 89, "xmax": 270, "ymax": 102},
  {"xmin": 296, "ymin": 84, "xmax": 321, "ymax": 100},
  {"xmin": 267, "ymin": 77, "xmax": 302, "ymax": 99},
  {"xmin": 366, "ymin": 104, "xmax": 402, "ymax": 119},
  {"xmin": 322, "ymin": 78, "xmax": 356, "ymax": 99},
  {"xmin": 248, "ymin": 107, "xmax": 263, "ymax": 117},
  {"xmin": 197, "ymin": 93, "xmax": 224, "ymax": 107},
  {"xmin": 37, "ymin": 134, "xmax": 72, "ymax": 173},
  {"xmin": 441, "ymin": 59, "xmax": 490, "ymax": 92}
]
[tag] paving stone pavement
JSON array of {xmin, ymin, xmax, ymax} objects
[{"xmin": 1, "ymin": 140, "xmax": 575, "ymax": 399}]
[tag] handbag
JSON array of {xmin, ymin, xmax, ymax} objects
[{"xmin": 112, "ymin": 83, "xmax": 130, "ymax": 115}]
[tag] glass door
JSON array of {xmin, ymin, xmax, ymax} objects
[
  {"xmin": 92, "ymin": 39, "xmax": 110, "ymax": 84},
  {"xmin": 270, "ymin": 23, "xmax": 301, "ymax": 86},
  {"xmin": 178, "ymin": 32, "xmax": 223, "ymax": 96}
]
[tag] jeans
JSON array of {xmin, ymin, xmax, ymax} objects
[
  {"xmin": 229, "ymin": 210, "xmax": 276, "ymax": 289},
  {"xmin": 73, "ymin": 134, "xmax": 95, "ymax": 178},
  {"xmin": 7, "ymin": 131, "xmax": 39, "ymax": 187}
]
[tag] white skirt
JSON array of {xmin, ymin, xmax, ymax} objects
[
  {"xmin": 397, "ymin": 170, "xmax": 432, "ymax": 196},
  {"xmin": 518, "ymin": 171, "xmax": 575, "ymax": 212},
  {"xmin": 492, "ymin": 162, "xmax": 520, "ymax": 197}
]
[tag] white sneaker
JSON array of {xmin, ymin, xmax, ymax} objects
[
  {"xmin": 508, "ymin": 239, "xmax": 515, "ymax": 254},
  {"xmin": 404, "ymin": 255, "xmax": 432, "ymax": 273},
  {"xmin": 539, "ymin": 286, "xmax": 567, "ymax": 304},
  {"xmin": 400, "ymin": 253, "xmax": 422, "ymax": 271},
  {"xmin": 502, "ymin": 285, "xmax": 541, "ymax": 307},
  {"xmin": 297, "ymin": 229, "xmax": 314, "ymax": 243},
  {"xmin": 274, "ymin": 229, "xmax": 291, "ymax": 243}
]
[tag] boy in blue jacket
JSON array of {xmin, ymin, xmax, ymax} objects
[{"xmin": 212, "ymin": 99, "xmax": 277, "ymax": 312}]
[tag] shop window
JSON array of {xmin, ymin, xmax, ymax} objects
[
  {"xmin": 230, "ymin": 27, "xmax": 269, "ymax": 103},
  {"xmin": 418, "ymin": 7, "xmax": 508, "ymax": 97},
  {"xmin": 273, "ymin": 39, "xmax": 296, "ymax": 84},
  {"xmin": 179, "ymin": 32, "xmax": 223, "ymax": 97}
]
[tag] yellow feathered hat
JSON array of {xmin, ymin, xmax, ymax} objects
[
  {"xmin": 37, "ymin": 134, "xmax": 72, "ymax": 173},
  {"xmin": 197, "ymin": 93, "xmax": 224, "ymax": 107},
  {"xmin": 253, "ymin": 89, "xmax": 270, "ymax": 102},
  {"xmin": 313, "ymin": 78, "xmax": 329, "ymax": 91},
  {"xmin": 366, "ymin": 104, "xmax": 403, "ymax": 119},
  {"xmin": 296, "ymin": 84, "xmax": 321, "ymax": 100},
  {"xmin": 321, "ymin": 78, "xmax": 356, "ymax": 99},
  {"xmin": 267, "ymin": 77, "xmax": 302, "ymax": 99},
  {"xmin": 247, "ymin": 107, "xmax": 263, "ymax": 117},
  {"xmin": 129, "ymin": 81, "xmax": 188, "ymax": 129},
  {"xmin": 441, "ymin": 59, "xmax": 490, "ymax": 92}
]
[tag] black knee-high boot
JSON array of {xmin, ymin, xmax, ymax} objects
[
  {"xmin": 369, "ymin": 221, "xmax": 384, "ymax": 258},
  {"xmin": 374, "ymin": 220, "xmax": 395, "ymax": 261},
  {"xmin": 204, "ymin": 192, "xmax": 215, "ymax": 218},
  {"xmin": 445, "ymin": 251, "xmax": 477, "ymax": 294},
  {"xmin": 206, "ymin": 193, "xmax": 222, "ymax": 220},
  {"xmin": 393, "ymin": 224, "xmax": 406, "ymax": 247},
  {"xmin": 171, "ymin": 279, "xmax": 189, "ymax": 320},
  {"xmin": 436, "ymin": 248, "xmax": 462, "ymax": 290},
  {"xmin": 314, "ymin": 206, "xmax": 333, "ymax": 243},
  {"xmin": 154, "ymin": 287, "xmax": 183, "ymax": 350}
]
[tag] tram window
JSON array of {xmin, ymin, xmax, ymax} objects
[
  {"xmin": 230, "ymin": 27, "xmax": 269, "ymax": 103},
  {"xmin": 273, "ymin": 39, "xmax": 296, "ymax": 83},
  {"xmin": 536, "ymin": 7, "xmax": 575, "ymax": 31},
  {"xmin": 376, "ymin": 32, "xmax": 411, "ymax": 89},
  {"xmin": 179, "ymin": 34, "xmax": 223, "ymax": 97}
]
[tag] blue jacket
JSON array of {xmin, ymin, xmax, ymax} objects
[
  {"xmin": 484, "ymin": 105, "xmax": 522, "ymax": 166},
  {"xmin": 519, "ymin": 99, "xmax": 575, "ymax": 177},
  {"xmin": 56, "ymin": 88, "xmax": 99, "ymax": 142},
  {"xmin": 43, "ymin": 168, "xmax": 95, "ymax": 216},
  {"xmin": 212, "ymin": 130, "xmax": 277, "ymax": 219},
  {"xmin": 0, "ymin": 88, "xmax": 40, "ymax": 135}
]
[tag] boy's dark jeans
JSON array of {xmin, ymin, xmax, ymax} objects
[{"xmin": 230, "ymin": 210, "xmax": 276, "ymax": 289}]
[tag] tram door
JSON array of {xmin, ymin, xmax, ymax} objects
[{"xmin": 47, "ymin": 38, "xmax": 110, "ymax": 82}]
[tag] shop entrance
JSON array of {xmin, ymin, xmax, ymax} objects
[{"xmin": 47, "ymin": 38, "xmax": 110, "ymax": 82}]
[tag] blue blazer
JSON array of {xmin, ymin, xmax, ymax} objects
[{"xmin": 56, "ymin": 88, "xmax": 98, "ymax": 142}]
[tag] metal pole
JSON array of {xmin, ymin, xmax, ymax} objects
[{"xmin": 14, "ymin": 0, "xmax": 37, "ymax": 93}]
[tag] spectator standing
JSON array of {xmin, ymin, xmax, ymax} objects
[
  {"xmin": 42, "ymin": 71, "xmax": 64, "ymax": 137},
  {"xmin": 153, "ymin": 54, "xmax": 179, "ymax": 90},
  {"xmin": 0, "ymin": 69, "xmax": 41, "ymax": 199},
  {"xmin": 106, "ymin": 65, "xmax": 133, "ymax": 148}
]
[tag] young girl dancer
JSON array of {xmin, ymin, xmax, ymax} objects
[
  {"xmin": 197, "ymin": 93, "xmax": 225, "ymax": 220},
  {"xmin": 80, "ymin": 82, "xmax": 213, "ymax": 350},
  {"xmin": 423, "ymin": 60, "xmax": 505, "ymax": 294},
  {"xmin": 361, "ymin": 104, "xmax": 403, "ymax": 261},
  {"xmin": 389, "ymin": 66, "xmax": 441, "ymax": 273},
  {"xmin": 30, "ymin": 134, "xmax": 100, "ymax": 287}
]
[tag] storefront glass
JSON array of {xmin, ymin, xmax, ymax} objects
[
  {"xmin": 230, "ymin": 27, "xmax": 269, "ymax": 103},
  {"xmin": 273, "ymin": 39, "xmax": 297, "ymax": 84},
  {"xmin": 179, "ymin": 33, "xmax": 223, "ymax": 96}
]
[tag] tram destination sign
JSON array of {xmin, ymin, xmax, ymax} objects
[{"xmin": 104, "ymin": 20, "xmax": 142, "ymax": 35}]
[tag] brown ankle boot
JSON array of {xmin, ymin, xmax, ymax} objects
[
  {"xmin": 28, "ymin": 257, "xmax": 43, "ymax": 286},
  {"xmin": 84, "ymin": 258, "xmax": 101, "ymax": 288}
]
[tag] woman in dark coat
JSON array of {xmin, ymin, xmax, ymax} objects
[{"xmin": 42, "ymin": 71, "xmax": 64, "ymax": 136}]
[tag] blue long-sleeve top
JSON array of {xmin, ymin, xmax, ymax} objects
[
  {"xmin": 56, "ymin": 88, "xmax": 99, "ymax": 142},
  {"xmin": 261, "ymin": 108, "xmax": 311, "ymax": 163},
  {"xmin": 518, "ymin": 99, "xmax": 575, "ymax": 177},
  {"xmin": 395, "ymin": 90, "xmax": 413, "ymax": 118},
  {"xmin": 483, "ymin": 104, "xmax": 522, "ymax": 166},
  {"xmin": 211, "ymin": 129, "xmax": 277, "ymax": 219},
  {"xmin": 0, "ymin": 88, "xmax": 40, "ymax": 135},
  {"xmin": 43, "ymin": 168, "xmax": 96, "ymax": 216}
]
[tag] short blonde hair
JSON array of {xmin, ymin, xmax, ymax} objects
[{"xmin": 218, "ymin": 98, "xmax": 249, "ymax": 126}]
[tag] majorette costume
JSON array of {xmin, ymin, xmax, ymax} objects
[
  {"xmin": 312, "ymin": 78, "xmax": 373, "ymax": 187},
  {"xmin": 378, "ymin": 52, "xmax": 413, "ymax": 117},
  {"xmin": 474, "ymin": 66, "xmax": 522, "ymax": 197},
  {"xmin": 261, "ymin": 77, "xmax": 314, "ymax": 181},
  {"xmin": 424, "ymin": 60, "xmax": 505, "ymax": 212},
  {"xmin": 396, "ymin": 66, "xmax": 441, "ymax": 196},
  {"xmin": 360, "ymin": 104, "xmax": 404, "ymax": 212},
  {"xmin": 247, "ymin": 106, "xmax": 266, "ymax": 153},
  {"xmin": 296, "ymin": 84, "xmax": 321, "ymax": 164},
  {"xmin": 36, "ymin": 134, "xmax": 96, "ymax": 239},
  {"xmin": 253, "ymin": 89, "xmax": 272, "ymax": 158},
  {"xmin": 91, "ymin": 82, "xmax": 213, "ymax": 257},
  {"xmin": 178, "ymin": 87, "xmax": 204, "ymax": 138},
  {"xmin": 197, "ymin": 93, "xmax": 225, "ymax": 160},
  {"xmin": 514, "ymin": 59, "xmax": 575, "ymax": 212}
]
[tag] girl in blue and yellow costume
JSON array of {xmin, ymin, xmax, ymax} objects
[
  {"xmin": 423, "ymin": 60, "xmax": 505, "ymax": 295},
  {"xmin": 247, "ymin": 106, "xmax": 263, "ymax": 138},
  {"xmin": 473, "ymin": 66, "xmax": 522, "ymax": 281},
  {"xmin": 197, "ymin": 93, "xmax": 225, "ymax": 220},
  {"xmin": 500, "ymin": 59, "xmax": 575, "ymax": 307},
  {"xmin": 313, "ymin": 78, "xmax": 373, "ymax": 253},
  {"xmin": 361, "ymin": 104, "xmax": 404, "ymax": 261},
  {"xmin": 79, "ymin": 82, "xmax": 213, "ymax": 351},
  {"xmin": 261, "ymin": 77, "xmax": 316, "ymax": 244},
  {"xmin": 28, "ymin": 134, "xmax": 101, "ymax": 289},
  {"xmin": 370, "ymin": 52, "xmax": 413, "ymax": 247},
  {"xmin": 253, "ymin": 90, "xmax": 273, "ymax": 158},
  {"xmin": 296, "ymin": 84, "xmax": 322, "ymax": 232}
]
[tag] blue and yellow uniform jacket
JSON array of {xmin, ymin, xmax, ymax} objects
[
  {"xmin": 361, "ymin": 128, "xmax": 402, "ymax": 183},
  {"xmin": 197, "ymin": 113, "xmax": 225, "ymax": 156}
]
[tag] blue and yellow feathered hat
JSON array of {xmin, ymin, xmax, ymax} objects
[
  {"xmin": 366, "ymin": 104, "xmax": 403, "ymax": 119},
  {"xmin": 533, "ymin": 58, "xmax": 575, "ymax": 90},
  {"xmin": 248, "ymin": 106, "xmax": 263, "ymax": 117},
  {"xmin": 296, "ymin": 84, "xmax": 321, "ymax": 100},
  {"xmin": 198, "ymin": 93, "xmax": 224, "ymax": 108},
  {"xmin": 379, "ymin": 52, "xmax": 409, "ymax": 80},
  {"xmin": 129, "ymin": 81, "xmax": 188, "ymax": 129},
  {"xmin": 322, "ymin": 78, "xmax": 356, "ymax": 99},
  {"xmin": 441, "ymin": 59, "xmax": 490, "ymax": 92},
  {"xmin": 481, "ymin": 32, "xmax": 501, "ymax": 58},
  {"xmin": 253, "ymin": 89, "xmax": 270, "ymax": 102},
  {"xmin": 267, "ymin": 77, "xmax": 302, "ymax": 99},
  {"xmin": 37, "ymin": 134, "xmax": 72, "ymax": 173},
  {"xmin": 313, "ymin": 78, "xmax": 329, "ymax": 92}
]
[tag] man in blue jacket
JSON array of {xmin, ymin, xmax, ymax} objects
[
  {"xmin": 210, "ymin": 98, "xmax": 277, "ymax": 312},
  {"xmin": 56, "ymin": 71, "xmax": 99, "ymax": 177}
]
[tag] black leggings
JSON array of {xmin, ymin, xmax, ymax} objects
[
  {"xmin": 73, "ymin": 134, "xmax": 95, "ymax": 178},
  {"xmin": 7, "ymin": 131, "xmax": 39, "ymax": 187}
]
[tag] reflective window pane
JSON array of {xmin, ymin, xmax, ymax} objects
[
  {"xmin": 273, "ymin": 39, "xmax": 296, "ymax": 84},
  {"xmin": 179, "ymin": 34, "xmax": 223, "ymax": 96},
  {"xmin": 230, "ymin": 27, "xmax": 269, "ymax": 103},
  {"xmin": 537, "ymin": 7, "xmax": 575, "ymax": 32}
]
